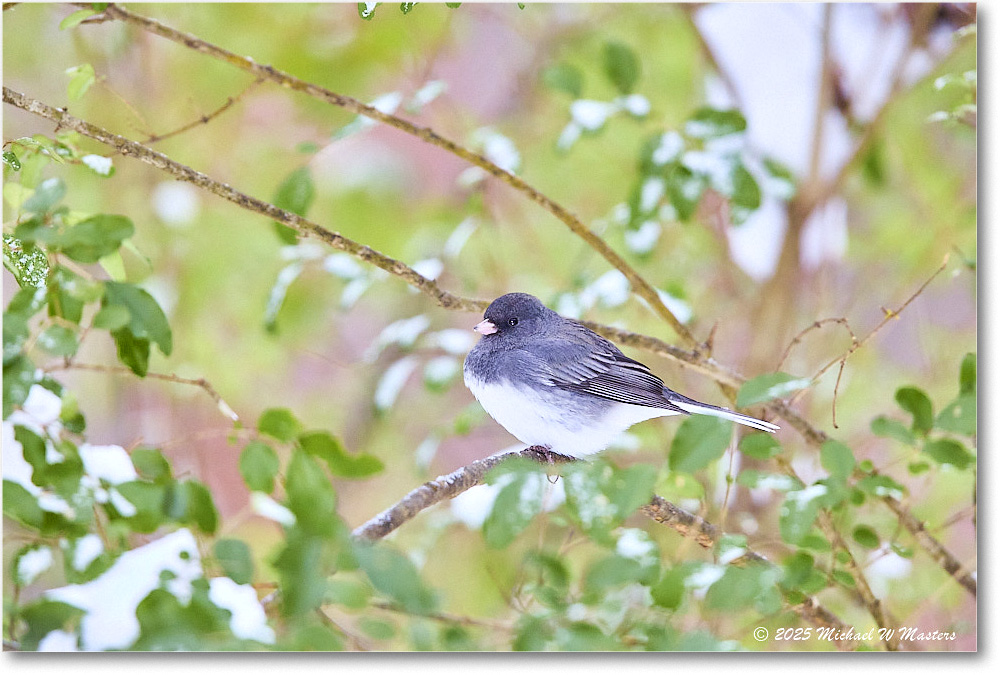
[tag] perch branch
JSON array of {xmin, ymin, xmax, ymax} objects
[
  {"xmin": 5, "ymin": 85, "xmax": 972, "ymax": 603},
  {"xmin": 352, "ymin": 447, "xmax": 856, "ymax": 644},
  {"xmin": 92, "ymin": 2, "xmax": 695, "ymax": 346}
]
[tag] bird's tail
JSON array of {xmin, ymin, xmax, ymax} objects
[{"xmin": 668, "ymin": 392, "xmax": 779, "ymax": 433}]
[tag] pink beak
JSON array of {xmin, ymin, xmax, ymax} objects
[{"xmin": 473, "ymin": 319, "xmax": 498, "ymax": 335}]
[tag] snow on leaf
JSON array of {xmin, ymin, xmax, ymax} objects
[
  {"xmin": 208, "ymin": 577, "xmax": 276, "ymax": 644},
  {"xmin": 374, "ymin": 356, "xmax": 419, "ymax": 410},
  {"xmin": 46, "ymin": 529, "xmax": 203, "ymax": 651}
]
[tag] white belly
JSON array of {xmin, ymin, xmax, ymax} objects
[{"xmin": 465, "ymin": 375, "xmax": 678, "ymax": 458}]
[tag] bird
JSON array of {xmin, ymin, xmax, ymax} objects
[{"xmin": 463, "ymin": 292, "xmax": 778, "ymax": 459}]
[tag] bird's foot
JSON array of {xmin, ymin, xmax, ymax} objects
[{"xmin": 522, "ymin": 445, "xmax": 577, "ymax": 466}]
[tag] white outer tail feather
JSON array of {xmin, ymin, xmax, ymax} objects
[{"xmin": 672, "ymin": 399, "xmax": 780, "ymax": 433}]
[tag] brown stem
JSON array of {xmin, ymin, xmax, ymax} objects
[{"xmin": 46, "ymin": 361, "xmax": 238, "ymax": 421}]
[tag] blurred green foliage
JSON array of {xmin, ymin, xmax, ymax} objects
[{"xmin": 3, "ymin": 2, "xmax": 976, "ymax": 652}]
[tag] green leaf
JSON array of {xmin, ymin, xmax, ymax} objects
[
  {"xmin": 354, "ymin": 542, "xmax": 437, "ymax": 613},
  {"xmin": 669, "ymin": 415, "xmax": 731, "ymax": 473},
  {"xmin": 542, "ymin": 63, "xmax": 583, "ymax": 98},
  {"xmin": 446, "ymin": 3, "xmax": 461, "ymax": 8},
  {"xmin": 285, "ymin": 449, "xmax": 337, "ymax": 536},
  {"xmin": 856, "ymin": 474, "xmax": 906, "ymax": 500},
  {"xmin": 935, "ymin": 394, "xmax": 976, "ymax": 436},
  {"xmin": 131, "ymin": 447, "xmax": 172, "ymax": 482},
  {"xmin": 163, "ymin": 479, "xmax": 219, "ymax": 534},
  {"xmin": 239, "ymin": 440, "xmax": 280, "ymax": 493},
  {"xmin": 4, "ymin": 355, "xmax": 37, "ymax": 417},
  {"xmin": 399, "ymin": 2, "xmax": 416, "ymax": 14},
  {"xmin": 870, "ymin": 415, "xmax": 916, "ymax": 445},
  {"xmin": 651, "ymin": 564, "xmax": 691, "ymax": 610},
  {"xmin": 42, "ymin": 212, "xmax": 134, "ymax": 263},
  {"xmin": 602, "ymin": 41, "xmax": 640, "ymax": 94},
  {"xmin": 685, "ymin": 108, "xmax": 747, "ymax": 139},
  {"xmin": 736, "ymin": 470, "xmax": 802, "ymax": 491},
  {"xmin": 325, "ymin": 578, "xmax": 371, "ymax": 610},
  {"xmin": 820, "ymin": 440, "xmax": 855, "ymax": 481},
  {"xmin": 3, "ymin": 480, "xmax": 44, "ymax": 530},
  {"xmin": 22, "ymin": 177, "xmax": 66, "ymax": 214},
  {"xmin": 762, "ymin": 157, "xmax": 796, "ymax": 198},
  {"xmin": 92, "ymin": 304, "xmax": 131, "ymax": 331},
  {"xmin": 959, "ymin": 353, "xmax": 976, "ymax": 395},
  {"xmin": 17, "ymin": 600, "xmax": 84, "ymax": 651},
  {"xmin": 272, "ymin": 166, "xmax": 314, "ymax": 243},
  {"xmin": 736, "ymin": 372, "xmax": 811, "ymax": 407},
  {"xmin": 274, "ymin": 530, "xmax": 329, "ymax": 617},
  {"xmin": 113, "ymin": 481, "xmax": 167, "ymax": 532},
  {"xmin": 258, "ymin": 407, "xmax": 302, "ymax": 442},
  {"xmin": 65, "ymin": 63, "xmax": 96, "ymax": 101},
  {"xmin": 37, "ymin": 324, "xmax": 79, "ymax": 357},
  {"xmin": 2, "ymin": 234, "xmax": 49, "ymax": 288},
  {"xmin": 59, "ymin": 8, "xmax": 98, "ymax": 30},
  {"xmin": 705, "ymin": 563, "xmax": 780, "ymax": 612},
  {"xmin": 102, "ymin": 281, "xmax": 172, "ymax": 376},
  {"xmin": 729, "ymin": 162, "xmax": 761, "ymax": 215},
  {"xmin": 3, "ymin": 150, "xmax": 21, "ymax": 170},
  {"xmin": 665, "ymin": 164, "xmax": 706, "ymax": 221},
  {"xmin": 852, "ymin": 525, "xmax": 880, "ymax": 549},
  {"xmin": 299, "ymin": 430, "xmax": 384, "ymax": 478},
  {"xmin": 214, "ymin": 539, "xmax": 254, "ymax": 585},
  {"xmin": 358, "ymin": 2, "xmax": 378, "ymax": 20},
  {"xmin": 482, "ymin": 461, "xmax": 546, "ymax": 548},
  {"xmin": 562, "ymin": 461, "xmax": 656, "ymax": 539},
  {"xmin": 97, "ymin": 250, "xmax": 127, "ymax": 281},
  {"xmin": 738, "ymin": 432, "xmax": 781, "ymax": 460},
  {"xmin": 779, "ymin": 485, "xmax": 827, "ymax": 545},
  {"xmin": 894, "ymin": 386, "xmax": 933, "ymax": 434},
  {"xmin": 263, "ymin": 261, "xmax": 303, "ymax": 333},
  {"xmin": 923, "ymin": 438, "xmax": 975, "ymax": 470},
  {"xmin": 110, "ymin": 330, "xmax": 151, "ymax": 376}
]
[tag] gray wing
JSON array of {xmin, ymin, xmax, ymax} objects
[{"xmin": 524, "ymin": 322, "xmax": 687, "ymax": 413}]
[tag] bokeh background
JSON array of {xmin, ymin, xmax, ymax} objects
[{"xmin": 3, "ymin": 2, "xmax": 976, "ymax": 650}]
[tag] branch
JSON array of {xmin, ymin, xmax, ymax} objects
[
  {"xmin": 143, "ymin": 77, "xmax": 263, "ymax": 146},
  {"xmin": 352, "ymin": 447, "xmax": 857, "ymax": 646},
  {"xmin": 93, "ymin": 3, "xmax": 695, "ymax": 346},
  {"xmin": 45, "ymin": 361, "xmax": 239, "ymax": 421},
  {"xmin": 3, "ymin": 86, "xmax": 486, "ymax": 314}
]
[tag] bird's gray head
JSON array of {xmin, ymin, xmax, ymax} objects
[{"xmin": 473, "ymin": 293, "xmax": 556, "ymax": 342}]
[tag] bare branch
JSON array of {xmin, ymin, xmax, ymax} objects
[
  {"xmin": 791, "ymin": 254, "xmax": 950, "ymax": 404},
  {"xmin": 2, "ymin": 85, "xmax": 487, "ymax": 314},
  {"xmin": 92, "ymin": 2, "xmax": 695, "ymax": 345},
  {"xmin": 144, "ymin": 78, "xmax": 263, "ymax": 146},
  {"xmin": 45, "ymin": 361, "xmax": 239, "ymax": 422}
]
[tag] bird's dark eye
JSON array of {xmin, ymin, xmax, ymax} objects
[{"xmin": 508, "ymin": 318, "xmax": 518, "ymax": 327}]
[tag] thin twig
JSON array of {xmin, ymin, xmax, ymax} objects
[
  {"xmin": 776, "ymin": 317, "xmax": 859, "ymax": 372},
  {"xmin": 91, "ymin": 3, "xmax": 696, "ymax": 345},
  {"xmin": 315, "ymin": 607, "xmax": 372, "ymax": 651},
  {"xmin": 144, "ymin": 78, "xmax": 263, "ymax": 146},
  {"xmin": 792, "ymin": 255, "xmax": 950, "ymax": 404},
  {"xmin": 370, "ymin": 600, "xmax": 514, "ymax": 633},
  {"xmin": 45, "ymin": 361, "xmax": 239, "ymax": 421}
]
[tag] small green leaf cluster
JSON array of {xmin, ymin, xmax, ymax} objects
[{"xmin": 871, "ymin": 353, "xmax": 977, "ymax": 472}]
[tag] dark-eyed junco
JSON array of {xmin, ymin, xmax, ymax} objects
[{"xmin": 463, "ymin": 293, "xmax": 778, "ymax": 459}]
